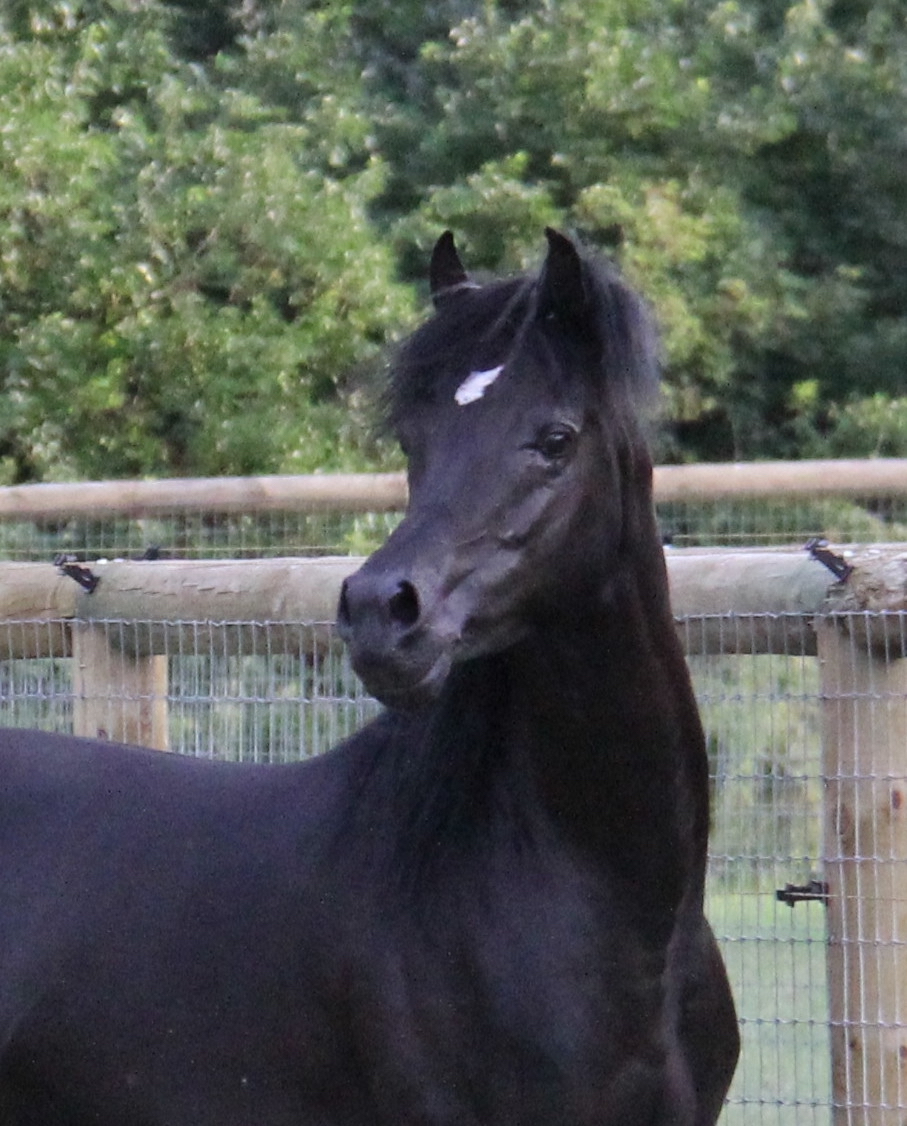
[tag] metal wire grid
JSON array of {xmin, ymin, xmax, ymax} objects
[
  {"xmin": 163, "ymin": 625, "xmax": 381, "ymax": 763},
  {"xmin": 3, "ymin": 493, "xmax": 907, "ymax": 560},
  {"xmin": 0, "ymin": 645, "xmax": 72, "ymax": 733},
  {"xmin": 5, "ymin": 611, "xmax": 907, "ymax": 1123},
  {"xmin": 0, "ymin": 509, "xmax": 405, "ymax": 562},
  {"xmin": 819, "ymin": 611, "xmax": 907, "ymax": 1123},
  {"xmin": 659, "ymin": 495, "xmax": 907, "ymax": 548},
  {"xmin": 685, "ymin": 617, "xmax": 829, "ymax": 1126}
]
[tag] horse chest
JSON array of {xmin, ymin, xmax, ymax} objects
[{"xmin": 345, "ymin": 855, "xmax": 690, "ymax": 1126}]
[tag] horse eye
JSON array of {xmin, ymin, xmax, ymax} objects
[{"xmin": 535, "ymin": 425, "xmax": 577, "ymax": 462}]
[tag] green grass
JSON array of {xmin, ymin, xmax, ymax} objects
[
  {"xmin": 688, "ymin": 652, "xmax": 833, "ymax": 1122},
  {"xmin": 708, "ymin": 887, "xmax": 831, "ymax": 1126}
]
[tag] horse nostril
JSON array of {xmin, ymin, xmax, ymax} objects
[{"xmin": 388, "ymin": 580, "xmax": 420, "ymax": 629}]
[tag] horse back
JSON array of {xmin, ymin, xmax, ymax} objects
[{"xmin": 0, "ymin": 726, "xmax": 371, "ymax": 1125}]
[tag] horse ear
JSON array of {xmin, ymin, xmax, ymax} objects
[
  {"xmin": 538, "ymin": 228, "xmax": 588, "ymax": 323},
  {"xmin": 430, "ymin": 231, "xmax": 472, "ymax": 307}
]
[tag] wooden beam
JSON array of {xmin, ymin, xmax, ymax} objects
[
  {"xmin": 1, "ymin": 459, "xmax": 906, "ymax": 525},
  {"xmin": 0, "ymin": 550, "xmax": 845, "ymax": 660},
  {"xmin": 73, "ymin": 556, "xmax": 362, "ymax": 659},
  {"xmin": 0, "ymin": 473, "xmax": 408, "ymax": 520},
  {"xmin": 654, "ymin": 458, "xmax": 907, "ymax": 502},
  {"xmin": 818, "ymin": 619, "xmax": 907, "ymax": 1125},
  {"xmin": 11, "ymin": 546, "xmax": 907, "ymax": 664},
  {"xmin": 0, "ymin": 563, "xmax": 77, "ymax": 658},
  {"xmin": 667, "ymin": 549, "xmax": 835, "ymax": 655},
  {"xmin": 72, "ymin": 624, "xmax": 169, "ymax": 750}
]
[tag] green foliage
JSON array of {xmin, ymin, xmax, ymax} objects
[
  {"xmin": 371, "ymin": 0, "xmax": 907, "ymax": 462},
  {"xmin": 2, "ymin": 0, "xmax": 907, "ymax": 481},
  {"xmin": 0, "ymin": 1, "xmax": 413, "ymax": 482},
  {"xmin": 810, "ymin": 394, "xmax": 907, "ymax": 459}
]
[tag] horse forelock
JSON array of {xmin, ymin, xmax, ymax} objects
[
  {"xmin": 384, "ymin": 276, "xmax": 530, "ymax": 430},
  {"xmin": 385, "ymin": 245, "xmax": 659, "ymax": 434}
]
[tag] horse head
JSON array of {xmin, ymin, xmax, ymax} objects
[{"xmin": 337, "ymin": 229, "xmax": 658, "ymax": 709}]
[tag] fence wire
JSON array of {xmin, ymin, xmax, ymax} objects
[
  {"xmin": 659, "ymin": 494, "xmax": 907, "ymax": 549},
  {"xmin": 0, "ymin": 509, "xmax": 405, "ymax": 562},
  {"xmin": 6, "ymin": 609, "xmax": 907, "ymax": 1124},
  {"xmin": 682, "ymin": 617, "xmax": 829, "ymax": 1126},
  {"xmin": 3, "ymin": 491, "xmax": 907, "ymax": 561}
]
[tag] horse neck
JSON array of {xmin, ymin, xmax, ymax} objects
[{"xmin": 505, "ymin": 527, "xmax": 710, "ymax": 921}]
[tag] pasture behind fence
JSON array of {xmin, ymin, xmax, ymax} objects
[{"xmin": 4, "ymin": 548, "xmax": 907, "ymax": 1123}]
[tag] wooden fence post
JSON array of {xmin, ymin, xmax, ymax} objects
[
  {"xmin": 71, "ymin": 622, "xmax": 169, "ymax": 750},
  {"xmin": 818, "ymin": 616, "xmax": 907, "ymax": 1125}
]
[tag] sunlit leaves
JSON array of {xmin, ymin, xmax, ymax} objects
[
  {"xmin": 379, "ymin": 0, "xmax": 907, "ymax": 461},
  {"xmin": 2, "ymin": 0, "xmax": 907, "ymax": 478},
  {"xmin": 0, "ymin": 2, "xmax": 413, "ymax": 482}
]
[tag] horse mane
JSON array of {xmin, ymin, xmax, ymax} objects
[
  {"xmin": 342, "ymin": 655, "xmax": 534, "ymax": 897},
  {"xmin": 385, "ymin": 241, "xmax": 660, "ymax": 432}
]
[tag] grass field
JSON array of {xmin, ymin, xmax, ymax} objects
[
  {"xmin": 690, "ymin": 651, "xmax": 833, "ymax": 1123},
  {"xmin": 708, "ymin": 886, "xmax": 831, "ymax": 1125}
]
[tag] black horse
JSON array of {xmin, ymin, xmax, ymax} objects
[{"xmin": 0, "ymin": 230, "xmax": 738, "ymax": 1125}]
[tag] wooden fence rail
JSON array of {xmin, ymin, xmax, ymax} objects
[
  {"xmin": 0, "ymin": 549, "xmax": 836, "ymax": 661},
  {"xmin": 0, "ymin": 473, "xmax": 407, "ymax": 520},
  {"xmin": 1, "ymin": 458, "xmax": 907, "ymax": 522}
]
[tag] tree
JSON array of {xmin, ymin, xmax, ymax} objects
[
  {"xmin": 3, "ymin": 0, "xmax": 907, "ymax": 479},
  {"xmin": 366, "ymin": 0, "xmax": 907, "ymax": 461},
  {"xmin": 0, "ymin": 0, "xmax": 413, "ymax": 483}
]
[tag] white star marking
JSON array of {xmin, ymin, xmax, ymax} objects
[{"xmin": 454, "ymin": 365, "xmax": 505, "ymax": 406}]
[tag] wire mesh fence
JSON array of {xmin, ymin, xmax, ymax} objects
[
  {"xmin": 685, "ymin": 624, "xmax": 828, "ymax": 1126},
  {"xmin": 0, "ymin": 509, "xmax": 405, "ymax": 562},
  {"xmin": 0, "ymin": 625, "xmax": 378, "ymax": 760},
  {"xmin": 2, "ymin": 497, "xmax": 907, "ymax": 560},
  {"xmin": 659, "ymin": 494, "xmax": 907, "ymax": 548}
]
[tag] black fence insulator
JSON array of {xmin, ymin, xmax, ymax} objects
[
  {"xmin": 805, "ymin": 538, "xmax": 853, "ymax": 583},
  {"xmin": 53, "ymin": 554, "xmax": 100, "ymax": 594},
  {"xmin": 776, "ymin": 879, "xmax": 829, "ymax": 908}
]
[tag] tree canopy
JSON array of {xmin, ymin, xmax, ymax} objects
[{"xmin": 1, "ymin": 0, "xmax": 906, "ymax": 482}]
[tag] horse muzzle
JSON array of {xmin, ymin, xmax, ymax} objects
[{"xmin": 336, "ymin": 566, "xmax": 457, "ymax": 710}]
